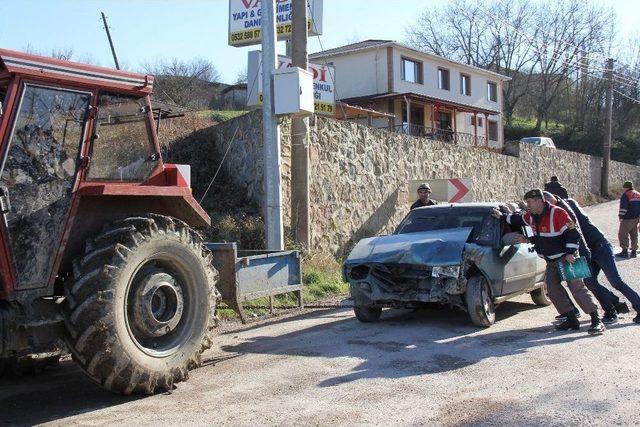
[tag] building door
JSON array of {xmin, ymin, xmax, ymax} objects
[
  {"xmin": 402, "ymin": 104, "xmax": 424, "ymax": 135},
  {"xmin": 437, "ymin": 111, "xmax": 451, "ymax": 130},
  {"xmin": 488, "ymin": 120, "xmax": 498, "ymax": 141}
]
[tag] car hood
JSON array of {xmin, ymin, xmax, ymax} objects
[{"xmin": 345, "ymin": 227, "xmax": 474, "ymax": 267}]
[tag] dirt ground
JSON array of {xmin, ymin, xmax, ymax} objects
[{"xmin": 2, "ymin": 200, "xmax": 639, "ymax": 426}]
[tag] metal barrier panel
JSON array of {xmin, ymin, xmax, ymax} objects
[
  {"xmin": 205, "ymin": 243, "xmax": 303, "ymax": 323},
  {"xmin": 236, "ymin": 251, "xmax": 302, "ymax": 301}
]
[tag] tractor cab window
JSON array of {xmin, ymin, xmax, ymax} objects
[{"xmin": 87, "ymin": 92, "xmax": 158, "ymax": 181}]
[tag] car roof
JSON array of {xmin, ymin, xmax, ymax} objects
[{"xmin": 411, "ymin": 202, "xmax": 499, "ymax": 210}]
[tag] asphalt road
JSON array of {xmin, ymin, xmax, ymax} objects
[{"xmin": 2, "ymin": 200, "xmax": 639, "ymax": 426}]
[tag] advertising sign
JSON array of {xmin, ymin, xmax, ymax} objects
[
  {"xmin": 408, "ymin": 178, "xmax": 474, "ymax": 203},
  {"xmin": 229, "ymin": 0, "xmax": 323, "ymax": 47},
  {"xmin": 247, "ymin": 50, "xmax": 335, "ymax": 115}
]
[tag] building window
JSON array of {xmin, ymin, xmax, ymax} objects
[
  {"xmin": 471, "ymin": 116, "xmax": 483, "ymax": 127},
  {"xmin": 487, "ymin": 81, "xmax": 498, "ymax": 102},
  {"xmin": 401, "ymin": 57, "xmax": 423, "ymax": 84},
  {"xmin": 488, "ymin": 120, "xmax": 498, "ymax": 141},
  {"xmin": 438, "ymin": 68, "xmax": 450, "ymax": 90},
  {"xmin": 460, "ymin": 74, "xmax": 471, "ymax": 96}
]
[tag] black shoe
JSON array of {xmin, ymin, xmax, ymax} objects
[
  {"xmin": 631, "ymin": 250, "xmax": 637, "ymax": 258},
  {"xmin": 615, "ymin": 301, "xmax": 630, "ymax": 314},
  {"xmin": 555, "ymin": 311, "xmax": 580, "ymax": 331},
  {"xmin": 616, "ymin": 249, "xmax": 629, "ymax": 258},
  {"xmin": 634, "ymin": 314, "xmax": 640, "ymax": 324},
  {"xmin": 602, "ymin": 311, "xmax": 619, "ymax": 325},
  {"xmin": 588, "ymin": 312, "xmax": 606, "ymax": 335},
  {"xmin": 554, "ymin": 308, "xmax": 580, "ymax": 322}
]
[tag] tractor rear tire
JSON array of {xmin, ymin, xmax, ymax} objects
[{"xmin": 63, "ymin": 215, "xmax": 219, "ymax": 395}]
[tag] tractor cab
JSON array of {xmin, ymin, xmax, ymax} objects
[{"xmin": 0, "ymin": 49, "xmax": 207, "ymax": 302}]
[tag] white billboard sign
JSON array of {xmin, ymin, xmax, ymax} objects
[
  {"xmin": 247, "ymin": 50, "xmax": 335, "ymax": 115},
  {"xmin": 228, "ymin": 0, "xmax": 323, "ymax": 47}
]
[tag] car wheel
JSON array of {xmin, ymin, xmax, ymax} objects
[
  {"xmin": 465, "ymin": 276, "xmax": 495, "ymax": 327},
  {"xmin": 354, "ymin": 305, "xmax": 382, "ymax": 323},
  {"xmin": 530, "ymin": 282, "xmax": 552, "ymax": 306}
]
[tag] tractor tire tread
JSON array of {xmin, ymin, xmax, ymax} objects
[{"xmin": 63, "ymin": 214, "xmax": 218, "ymax": 395}]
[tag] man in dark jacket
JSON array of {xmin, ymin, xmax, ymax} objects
[
  {"xmin": 617, "ymin": 180, "xmax": 640, "ymax": 258},
  {"xmin": 493, "ymin": 189, "xmax": 604, "ymax": 334},
  {"xmin": 410, "ymin": 183, "xmax": 437, "ymax": 210},
  {"xmin": 544, "ymin": 192, "xmax": 636, "ymax": 324},
  {"xmin": 544, "ymin": 176, "xmax": 569, "ymax": 199}
]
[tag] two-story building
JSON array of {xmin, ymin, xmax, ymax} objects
[{"xmin": 310, "ymin": 40, "xmax": 511, "ymax": 149}]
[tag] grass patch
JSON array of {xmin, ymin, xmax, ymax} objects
[
  {"xmin": 216, "ymin": 252, "xmax": 349, "ymax": 321},
  {"xmin": 194, "ymin": 110, "xmax": 248, "ymax": 122}
]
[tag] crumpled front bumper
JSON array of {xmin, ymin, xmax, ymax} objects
[{"xmin": 345, "ymin": 263, "xmax": 467, "ymax": 308}]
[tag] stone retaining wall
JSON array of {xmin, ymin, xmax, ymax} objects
[{"xmin": 203, "ymin": 111, "xmax": 640, "ymax": 256}]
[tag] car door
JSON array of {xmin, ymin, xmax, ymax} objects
[{"xmin": 500, "ymin": 225, "xmax": 540, "ymax": 295}]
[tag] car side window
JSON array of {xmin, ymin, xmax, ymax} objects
[{"xmin": 475, "ymin": 215, "xmax": 498, "ymax": 246}]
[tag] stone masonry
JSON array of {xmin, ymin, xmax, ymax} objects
[{"xmin": 206, "ymin": 110, "xmax": 640, "ymax": 256}]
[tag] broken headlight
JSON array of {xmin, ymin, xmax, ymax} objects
[
  {"xmin": 431, "ymin": 265, "xmax": 461, "ymax": 278},
  {"xmin": 349, "ymin": 265, "xmax": 370, "ymax": 281}
]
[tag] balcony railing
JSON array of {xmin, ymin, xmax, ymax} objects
[{"xmin": 386, "ymin": 124, "xmax": 491, "ymax": 148}]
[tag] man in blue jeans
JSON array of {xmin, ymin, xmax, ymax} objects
[{"xmin": 544, "ymin": 192, "xmax": 640, "ymax": 324}]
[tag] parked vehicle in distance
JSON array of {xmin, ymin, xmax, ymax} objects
[
  {"xmin": 520, "ymin": 136, "xmax": 556, "ymax": 149},
  {"xmin": 343, "ymin": 203, "xmax": 549, "ymax": 327}
]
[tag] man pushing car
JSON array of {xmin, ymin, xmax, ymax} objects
[{"xmin": 492, "ymin": 189, "xmax": 605, "ymax": 335}]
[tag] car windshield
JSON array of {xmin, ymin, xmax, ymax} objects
[
  {"xmin": 394, "ymin": 207, "xmax": 497, "ymax": 245},
  {"xmin": 521, "ymin": 137, "xmax": 540, "ymax": 144}
]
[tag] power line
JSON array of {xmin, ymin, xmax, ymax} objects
[
  {"xmin": 477, "ymin": 1, "xmax": 640, "ymax": 91},
  {"xmin": 613, "ymin": 89, "xmax": 640, "ymax": 104}
]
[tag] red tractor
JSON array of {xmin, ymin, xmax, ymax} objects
[{"xmin": 0, "ymin": 49, "xmax": 219, "ymax": 394}]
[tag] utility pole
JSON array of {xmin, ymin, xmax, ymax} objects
[
  {"xmin": 101, "ymin": 12, "xmax": 120, "ymax": 70},
  {"xmin": 261, "ymin": 0, "xmax": 284, "ymax": 250},
  {"xmin": 601, "ymin": 58, "xmax": 614, "ymax": 196},
  {"xmin": 290, "ymin": 0, "xmax": 310, "ymax": 248}
]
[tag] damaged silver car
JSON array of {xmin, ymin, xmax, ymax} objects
[{"xmin": 344, "ymin": 203, "xmax": 549, "ymax": 327}]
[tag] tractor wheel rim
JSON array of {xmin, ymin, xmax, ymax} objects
[
  {"xmin": 126, "ymin": 259, "xmax": 196, "ymax": 357},
  {"xmin": 133, "ymin": 274, "xmax": 184, "ymax": 338}
]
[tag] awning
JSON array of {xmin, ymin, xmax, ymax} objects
[
  {"xmin": 341, "ymin": 92, "xmax": 501, "ymax": 116},
  {"xmin": 334, "ymin": 101, "xmax": 395, "ymax": 120}
]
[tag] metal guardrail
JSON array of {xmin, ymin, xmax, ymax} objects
[
  {"xmin": 206, "ymin": 243, "xmax": 303, "ymax": 323},
  {"xmin": 388, "ymin": 124, "xmax": 490, "ymax": 148}
]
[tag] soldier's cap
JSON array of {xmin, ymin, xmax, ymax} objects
[
  {"xmin": 417, "ymin": 183, "xmax": 431, "ymax": 192},
  {"xmin": 623, "ymin": 180, "xmax": 633, "ymax": 189},
  {"xmin": 523, "ymin": 188, "xmax": 544, "ymax": 200}
]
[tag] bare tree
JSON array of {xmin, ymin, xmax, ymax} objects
[
  {"xmin": 406, "ymin": 0, "xmax": 494, "ymax": 67},
  {"xmin": 406, "ymin": 0, "xmax": 537, "ymax": 125},
  {"xmin": 235, "ymin": 67, "xmax": 248, "ymax": 85},
  {"xmin": 144, "ymin": 58, "xmax": 222, "ymax": 108},
  {"xmin": 527, "ymin": 0, "xmax": 613, "ymax": 131},
  {"xmin": 486, "ymin": 0, "xmax": 537, "ymax": 126}
]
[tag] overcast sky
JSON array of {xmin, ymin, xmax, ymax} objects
[{"xmin": 0, "ymin": 0, "xmax": 636, "ymax": 83}]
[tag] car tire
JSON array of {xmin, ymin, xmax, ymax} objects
[
  {"xmin": 354, "ymin": 305, "xmax": 382, "ymax": 323},
  {"xmin": 465, "ymin": 276, "xmax": 495, "ymax": 327},
  {"xmin": 530, "ymin": 283, "xmax": 552, "ymax": 306}
]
